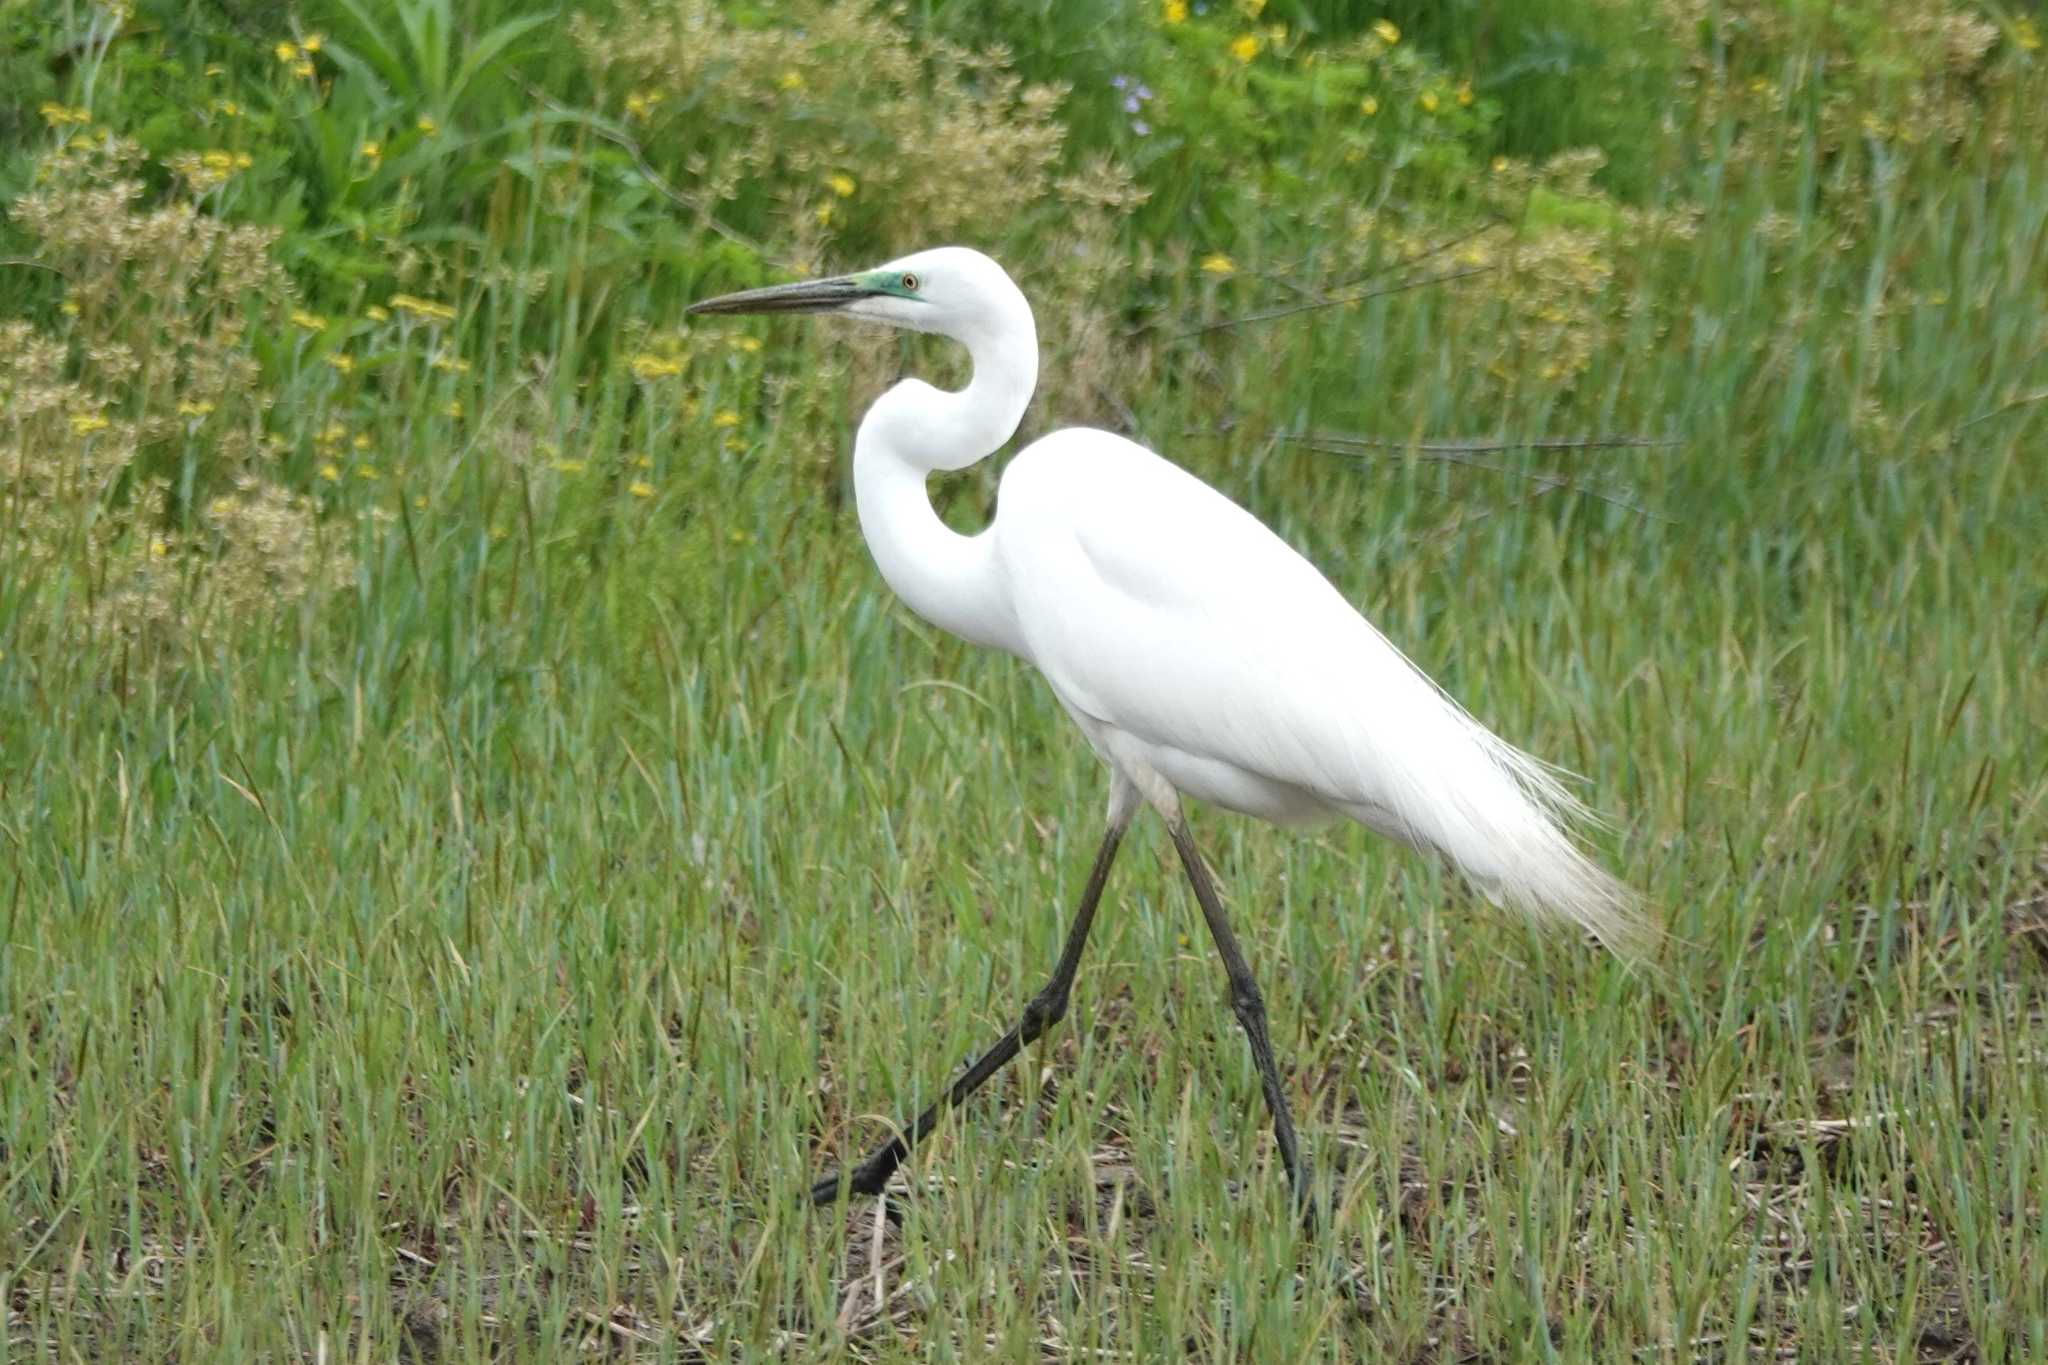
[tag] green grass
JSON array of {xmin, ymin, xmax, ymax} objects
[{"xmin": 5, "ymin": 2, "xmax": 2048, "ymax": 1360}]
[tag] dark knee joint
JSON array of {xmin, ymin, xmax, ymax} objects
[
  {"xmin": 1228, "ymin": 980, "xmax": 1267, "ymax": 1029},
  {"xmin": 1021, "ymin": 985, "xmax": 1069, "ymax": 1037}
]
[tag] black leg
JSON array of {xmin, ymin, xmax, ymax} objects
[
  {"xmin": 811, "ymin": 818, "xmax": 1128, "ymax": 1205},
  {"xmin": 1165, "ymin": 816, "xmax": 1314, "ymax": 1222}
]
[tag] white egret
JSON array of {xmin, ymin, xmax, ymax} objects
[{"xmin": 688, "ymin": 246, "xmax": 1643, "ymax": 1217}]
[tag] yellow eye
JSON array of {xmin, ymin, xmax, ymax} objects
[{"xmin": 900, "ymin": 272, "xmax": 919, "ymax": 292}]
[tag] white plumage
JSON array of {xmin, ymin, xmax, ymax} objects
[
  {"xmin": 814, "ymin": 245, "xmax": 1641, "ymax": 951},
  {"xmin": 996, "ymin": 428, "xmax": 1640, "ymax": 948},
  {"xmin": 688, "ymin": 244, "xmax": 1644, "ymax": 1211}
]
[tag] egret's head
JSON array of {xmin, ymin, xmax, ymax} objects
[{"xmin": 686, "ymin": 246, "xmax": 1027, "ymax": 346}]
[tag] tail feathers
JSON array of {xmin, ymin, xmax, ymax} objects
[
  {"xmin": 1350, "ymin": 687, "xmax": 1653, "ymax": 961},
  {"xmin": 1457, "ymin": 727, "xmax": 1652, "ymax": 959}
]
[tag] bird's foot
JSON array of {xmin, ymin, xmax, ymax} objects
[
  {"xmin": 1289, "ymin": 1172, "xmax": 1375, "ymax": 1320},
  {"xmin": 1290, "ymin": 1168, "xmax": 1325, "ymax": 1234},
  {"xmin": 808, "ymin": 1158, "xmax": 895, "ymax": 1208}
]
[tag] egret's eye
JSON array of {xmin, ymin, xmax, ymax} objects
[{"xmin": 900, "ymin": 272, "xmax": 919, "ymax": 292}]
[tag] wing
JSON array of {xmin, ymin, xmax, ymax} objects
[
  {"xmin": 990, "ymin": 427, "xmax": 1642, "ymax": 953},
  {"xmin": 994, "ymin": 426, "xmax": 1447, "ymax": 819}
]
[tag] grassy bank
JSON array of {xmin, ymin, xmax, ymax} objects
[{"xmin": 3, "ymin": 0, "xmax": 2045, "ymax": 1358}]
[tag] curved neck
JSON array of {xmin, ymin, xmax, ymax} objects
[
  {"xmin": 868, "ymin": 313, "xmax": 1038, "ymax": 473},
  {"xmin": 851, "ymin": 315, "xmax": 1037, "ymax": 656}
]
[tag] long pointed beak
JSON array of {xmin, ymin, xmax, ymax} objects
[{"xmin": 686, "ymin": 274, "xmax": 873, "ymax": 317}]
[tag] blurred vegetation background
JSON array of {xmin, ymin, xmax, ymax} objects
[
  {"xmin": 2, "ymin": 0, "xmax": 2044, "ymax": 1359},
  {"xmin": 2, "ymin": 0, "xmax": 2041, "ymax": 651}
]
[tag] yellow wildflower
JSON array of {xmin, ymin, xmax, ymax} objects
[
  {"xmin": 430, "ymin": 352, "xmax": 470, "ymax": 373},
  {"xmin": 2016, "ymin": 17, "xmax": 2041, "ymax": 51},
  {"xmin": 365, "ymin": 305, "xmax": 390, "ymax": 322},
  {"xmin": 319, "ymin": 462, "xmax": 341, "ymax": 482},
  {"xmin": 1372, "ymin": 19, "xmax": 1399, "ymax": 44},
  {"xmin": 290, "ymin": 308, "xmax": 327, "ymax": 331},
  {"xmin": 815, "ymin": 203, "xmax": 834, "ymax": 227},
  {"xmin": 353, "ymin": 433, "xmax": 371, "ymax": 450},
  {"xmin": 389, "ymin": 294, "xmax": 457, "ymax": 322},
  {"xmin": 214, "ymin": 99, "xmax": 241, "ymax": 116},
  {"xmin": 39, "ymin": 103, "xmax": 91, "ymax": 126},
  {"xmin": 149, "ymin": 537, "xmax": 169, "ymax": 558},
  {"xmin": 1360, "ymin": 95, "xmax": 1379, "ymax": 116},
  {"xmin": 176, "ymin": 399, "xmax": 215, "ymax": 417},
  {"xmin": 1419, "ymin": 89, "xmax": 1439, "ymax": 112},
  {"xmin": 292, "ymin": 59, "xmax": 315, "ymax": 78},
  {"xmin": 628, "ymin": 481, "xmax": 655, "ymax": 498},
  {"xmin": 631, "ymin": 353, "xmax": 684, "ymax": 381},
  {"xmin": 360, "ymin": 140, "xmax": 381, "ymax": 160},
  {"xmin": 553, "ymin": 458, "xmax": 587, "ymax": 474},
  {"xmin": 1238, "ymin": 0, "xmax": 1266, "ymax": 15},
  {"xmin": 826, "ymin": 172, "xmax": 856, "ymax": 197},
  {"xmin": 275, "ymin": 41, "xmax": 299, "ymax": 62},
  {"xmin": 1200, "ymin": 253, "xmax": 1236, "ymax": 275},
  {"xmin": 442, "ymin": 400, "xmax": 463, "ymax": 418},
  {"xmin": 712, "ymin": 409, "xmax": 741, "ymax": 428},
  {"xmin": 416, "ymin": 116, "xmax": 438, "ymax": 134},
  {"xmin": 1229, "ymin": 33, "xmax": 1261, "ymax": 62},
  {"xmin": 325, "ymin": 353, "xmax": 354, "ymax": 373},
  {"xmin": 355, "ymin": 464, "xmax": 379, "ymax": 479},
  {"xmin": 1491, "ymin": 155, "xmax": 1509, "ymax": 173},
  {"xmin": 205, "ymin": 63, "xmax": 225, "ymax": 77},
  {"xmin": 625, "ymin": 90, "xmax": 661, "ymax": 119},
  {"xmin": 191, "ymin": 149, "xmax": 252, "ymax": 179},
  {"xmin": 778, "ymin": 70, "xmax": 804, "ymax": 91},
  {"xmin": 1161, "ymin": 0, "xmax": 1187, "ymax": 21},
  {"xmin": 633, "ymin": 454, "xmax": 653, "ymax": 469},
  {"xmin": 169, "ymin": 152, "xmax": 226, "ymax": 191},
  {"xmin": 732, "ymin": 336, "xmax": 763, "ymax": 353},
  {"xmin": 300, "ymin": 32, "xmax": 323, "ymax": 52},
  {"xmin": 60, "ymin": 299, "xmax": 80, "ymax": 316},
  {"xmin": 69, "ymin": 412, "xmax": 111, "ymax": 435},
  {"xmin": 1457, "ymin": 81, "xmax": 1474, "ymax": 106}
]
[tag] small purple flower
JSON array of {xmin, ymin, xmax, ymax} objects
[
  {"xmin": 1135, "ymin": 84, "xmax": 1153, "ymax": 102},
  {"xmin": 1124, "ymin": 94, "xmax": 1141, "ymax": 113},
  {"xmin": 1132, "ymin": 119, "xmax": 1150, "ymax": 136},
  {"xmin": 1111, "ymin": 74, "xmax": 1128, "ymax": 91}
]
